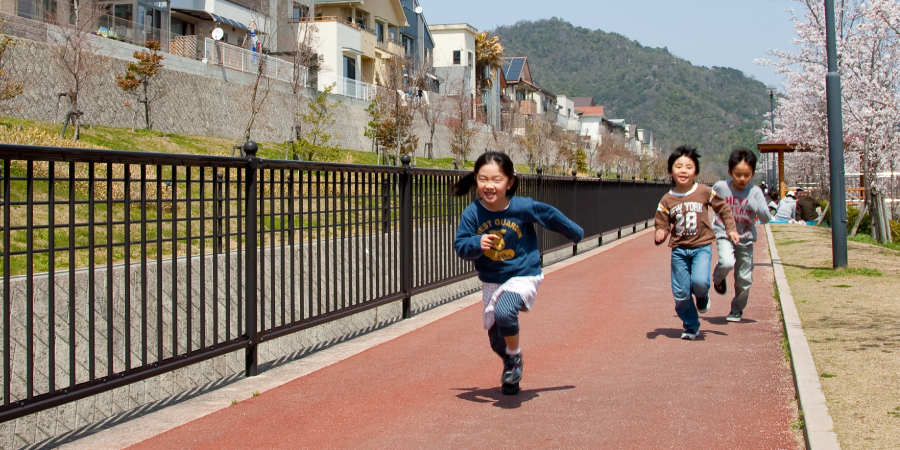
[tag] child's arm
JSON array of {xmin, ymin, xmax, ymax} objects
[
  {"xmin": 749, "ymin": 187, "xmax": 772, "ymax": 224},
  {"xmin": 710, "ymin": 189, "xmax": 740, "ymax": 243},
  {"xmin": 654, "ymin": 201, "xmax": 670, "ymax": 245},
  {"xmin": 453, "ymin": 209, "xmax": 487, "ymax": 260},
  {"xmin": 531, "ymin": 201, "xmax": 584, "ymax": 243}
]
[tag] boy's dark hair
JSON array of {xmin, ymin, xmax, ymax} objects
[
  {"xmin": 666, "ymin": 145, "xmax": 701, "ymax": 175},
  {"xmin": 452, "ymin": 151, "xmax": 519, "ymax": 197},
  {"xmin": 728, "ymin": 148, "xmax": 758, "ymax": 174}
]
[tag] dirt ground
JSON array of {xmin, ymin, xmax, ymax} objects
[{"xmin": 771, "ymin": 224, "xmax": 900, "ymax": 450}]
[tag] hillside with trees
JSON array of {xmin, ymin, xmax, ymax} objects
[{"xmin": 494, "ymin": 18, "xmax": 770, "ymax": 169}]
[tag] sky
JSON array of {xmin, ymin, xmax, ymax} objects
[{"xmin": 422, "ymin": 0, "xmax": 801, "ymax": 89}]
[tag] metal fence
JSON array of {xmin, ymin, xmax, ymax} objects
[{"xmin": 0, "ymin": 143, "xmax": 668, "ymax": 423}]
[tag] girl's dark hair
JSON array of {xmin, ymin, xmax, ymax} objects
[
  {"xmin": 667, "ymin": 145, "xmax": 701, "ymax": 175},
  {"xmin": 728, "ymin": 148, "xmax": 758, "ymax": 174},
  {"xmin": 452, "ymin": 151, "xmax": 519, "ymax": 197}
]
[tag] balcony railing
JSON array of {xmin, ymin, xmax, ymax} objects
[
  {"xmin": 317, "ymin": 72, "xmax": 377, "ymax": 101},
  {"xmin": 203, "ymin": 38, "xmax": 303, "ymax": 85}
]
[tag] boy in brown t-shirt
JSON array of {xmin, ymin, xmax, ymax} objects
[{"xmin": 655, "ymin": 146, "xmax": 738, "ymax": 340}]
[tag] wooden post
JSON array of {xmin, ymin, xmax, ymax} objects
[{"xmin": 778, "ymin": 150, "xmax": 786, "ymax": 199}]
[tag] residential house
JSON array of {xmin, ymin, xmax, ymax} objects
[
  {"xmin": 398, "ymin": 0, "xmax": 432, "ymax": 70},
  {"xmin": 577, "ymin": 105, "xmax": 605, "ymax": 147},
  {"xmin": 556, "ymin": 95, "xmax": 580, "ymax": 132},
  {"xmin": 7, "ymin": 0, "xmax": 304, "ymax": 58},
  {"xmin": 301, "ymin": 0, "xmax": 408, "ymax": 100},
  {"xmin": 428, "ymin": 23, "xmax": 504, "ymax": 125},
  {"xmin": 502, "ymin": 57, "xmax": 557, "ymax": 121},
  {"xmin": 428, "ymin": 23, "xmax": 477, "ymax": 98}
]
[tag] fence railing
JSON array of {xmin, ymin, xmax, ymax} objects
[
  {"xmin": 0, "ymin": 142, "xmax": 667, "ymax": 422},
  {"xmin": 203, "ymin": 38, "xmax": 301, "ymax": 85}
]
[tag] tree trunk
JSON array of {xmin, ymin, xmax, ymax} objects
[
  {"xmin": 143, "ymin": 84, "xmax": 151, "ymax": 130},
  {"xmin": 850, "ymin": 202, "xmax": 869, "ymax": 238}
]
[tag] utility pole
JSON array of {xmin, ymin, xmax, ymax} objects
[{"xmin": 825, "ymin": 0, "xmax": 848, "ymax": 268}]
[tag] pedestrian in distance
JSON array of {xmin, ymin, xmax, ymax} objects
[
  {"xmin": 654, "ymin": 145, "xmax": 739, "ymax": 340},
  {"xmin": 771, "ymin": 190, "xmax": 798, "ymax": 223},
  {"xmin": 711, "ymin": 149, "xmax": 771, "ymax": 323},
  {"xmin": 795, "ymin": 188, "xmax": 820, "ymax": 225},
  {"xmin": 453, "ymin": 152, "xmax": 584, "ymax": 395}
]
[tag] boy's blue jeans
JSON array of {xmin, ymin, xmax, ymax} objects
[{"xmin": 670, "ymin": 244, "xmax": 712, "ymax": 333}]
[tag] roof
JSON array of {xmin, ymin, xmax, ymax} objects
[
  {"xmin": 428, "ymin": 23, "xmax": 478, "ymax": 35},
  {"xmin": 503, "ymin": 57, "xmax": 527, "ymax": 82},
  {"xmin": 756, "ymin": 140, "xmax": 812, "ymax": 153},
  {"xmin": 576, "ymin": 106, "xmax": 604, "ymax": 116},
  {"xmin": 572, "ymin": 97, "xmax": 595, "ymax": 107}
]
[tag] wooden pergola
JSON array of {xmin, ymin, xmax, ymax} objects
[{"xmin": 757, "ymin": 140, "xmax": 813, "ymax": 199}]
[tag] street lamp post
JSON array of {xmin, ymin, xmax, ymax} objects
[
  {"xmin": 766, "ymin": 85, "xmax": 778, "ymax": 188},
  {"xmin": 825, "ymin": 0, "xmax": 848, "ymax": 268}
]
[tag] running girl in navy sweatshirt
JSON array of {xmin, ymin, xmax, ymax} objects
[{"xmin": 453, "ymin": 152, "xmax": 583, "ymax": 394}]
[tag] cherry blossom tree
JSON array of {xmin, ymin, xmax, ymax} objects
[{"xmin": 757, "ymin": 0, "xmax": 900, "ymax": 208}]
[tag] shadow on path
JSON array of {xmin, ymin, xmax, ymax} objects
[
  {"xmin": 453, "ymin": 385, "xmax": 576, "ymax": 409},
  {"xmin": 646, "ymin": 328, "xmax": 729, "ymax": 340},
  {"xmin": 703, "ymin": 316, "xmax": 758, "ymax": 325}
]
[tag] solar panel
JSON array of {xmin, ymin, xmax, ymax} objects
[{"xmin": 505, "ymin": 58, "xmax": 525, "ymax": 81}]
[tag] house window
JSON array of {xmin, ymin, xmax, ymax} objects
[
  {"xmin": 292, "ymin": 3, "xmax": 309, "ymax": 22},
  {"xmin": 468, "ymin": 51, "xmax": 474, "ymax": 68},
  {"xmin": 344, "ymin": 56, "xmax": 356, "ymax": 79},
  {"xmin": 452, "ymin": 50, "xmax": 460, "ymax": 65},
  {"xmin": 376, "ymin": 22, "xmax": 384, "ymax": 42}
]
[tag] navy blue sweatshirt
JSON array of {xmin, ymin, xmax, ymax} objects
[{"xmin": 453, "ymin": 196, "xmax": 584, "ymax": 284}]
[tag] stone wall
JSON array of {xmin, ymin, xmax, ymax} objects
[{"xmin": 3, "ymin": 31, "xmax": 501, "ymax": 161}]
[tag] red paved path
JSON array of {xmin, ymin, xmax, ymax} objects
[{"xmin": 128, "ymin": 229, "xmax": 800, "ymax": 449}]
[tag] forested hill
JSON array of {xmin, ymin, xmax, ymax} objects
[{"xmin": 494, "ymin": 18, "xmax": 770, "ymax": 168}]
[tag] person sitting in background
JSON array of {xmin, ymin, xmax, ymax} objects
[
  {"xmin": 771, "ymin": 191, "xmax": 798, "ymax": 223},
  {"xmin": 795, "ymin": 188, "xmax": 819, "ymax": 225}
]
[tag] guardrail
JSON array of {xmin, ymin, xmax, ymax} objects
[{"xmin": 0, "ymin": 142, "xmax": 667, "ymax": 422}]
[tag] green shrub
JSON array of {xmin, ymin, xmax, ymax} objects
[{"xmin": 891, "ymin": 219, "xmax": 900, "ymax": 242}]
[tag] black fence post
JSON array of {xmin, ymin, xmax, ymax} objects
[
  {"xmin": 215, "ymin": 172, "xmax": 224, "ymax": 254},
  {"xmin": 537, "ymin": 167, "xmax": 544, "ymax": 266},
  {"xmin": 399, "ymin": 155, "xmax": 413, "ymax": 319},
  {"xmin": 572, "ymin": 169, "xmax": 578, "ymax": 256},
  {"xmin": 244, "ymin": 141, "xmax": 259, "ymax": 377}
]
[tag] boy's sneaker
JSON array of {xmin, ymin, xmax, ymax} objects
[
  {"xmin": 696, "ymin": 295, "xmax": 710, "ymax": 314},
  {"xmin": 681, "ymin": 331, "xmax": 698, "ymax": 340},
  {"xmin": 713, "ymin": 279, "xmax": 727, "ymax": 295},
  {"xmin": 726, "ymin": 312, "xmax": 743, "ymax": 322},
  {"xmin": 502, "ymin": 354, "xmax": 523, "ymax": 385}
]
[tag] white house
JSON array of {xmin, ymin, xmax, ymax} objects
[{"xmin": 428, "ymin": 23, "xmax": 477, "ymax": 98}]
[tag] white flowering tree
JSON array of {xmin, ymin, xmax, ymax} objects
[{"xmin": 757, "ymin": 0, "xmax": 900, "ymax": 204}]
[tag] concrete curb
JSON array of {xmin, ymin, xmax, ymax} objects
[
  {"xmin": 765, "ymin": 224, "xmax": 841, "ymax": 450},
  {"xmin": 57, "ymin": 227, "xmax": 653, "ymax": 450}
]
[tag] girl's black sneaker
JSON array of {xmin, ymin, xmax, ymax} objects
[{"xmin": 502, "ymin": 354, "xmax": 523, "ymax": 385}]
